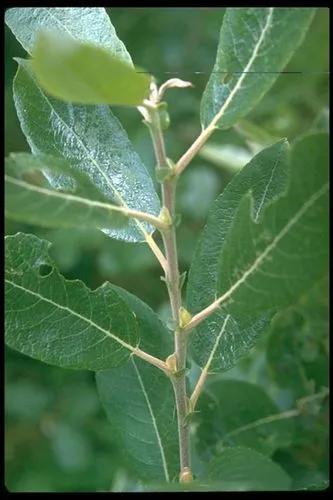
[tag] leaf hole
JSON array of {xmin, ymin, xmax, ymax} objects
[{"xmin": 38, "ymin": 264, "xmax": 53, "ymax": 277}]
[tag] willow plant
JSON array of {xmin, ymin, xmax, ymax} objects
[{"xmin": 5, "ymin": 7, "xmax": 328, "ymax": 492}]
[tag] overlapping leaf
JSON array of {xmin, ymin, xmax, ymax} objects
[
  {"xmin": 5, "ymin": 153, "xmax": 129, "ymax": 230},
  {"xmin": 187, "ymin": 140, "xmax": 289, "ymax": 371},
  {"xmin": 5, "ymin": 7, "xmax": 132, "ymax": 63},
  {"xmin": 196, "ymin": 380, "xmax": 294, "ymax": 459},
  {"xmin": 188, "ymin": 134, "xmax": 328, "ymax": 373},
  {"xmin": 12, "ymin": 59, "xmax": 159, "ymax": 242},
  {"xmin": 217, "ymin": 133, "xmax": 328, "ymax": 316},
  {"xmin": 206, "ymin": 447, "xmax": 292, "ymax": 491},
  {"xmin": 267, "ymin": 278, "xmax": 329, "ymax": 396},
  {"xmin": 96, "ymin": 287, "xmax": 179, "ymax": 483},
  {"xmin": 201, "ymin": 8, "xmax": 315, "ymax": 128},
  {"xmin": 5, "ymin": 233, "xmax": 140, "ymax": 370},
  {"xmin": 31, "ymin": 32, "xmax": 151, "ymax": 105},
  {"xmin": 6, "ymin": 8, "xmax": 160, "ymax": 242}
]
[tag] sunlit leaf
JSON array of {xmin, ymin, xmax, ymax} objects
[
  {"xmin": 31, "ymin": 32, "xmax": 150, "ymax": 105},
  {"xmin": 202, "ymin": 8, "xmax": 315, "ymax": 128}
]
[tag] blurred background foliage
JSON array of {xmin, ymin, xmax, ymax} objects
[{"xmin": 5, "ymin": 7, "xmax": 329, "ymax": 492}]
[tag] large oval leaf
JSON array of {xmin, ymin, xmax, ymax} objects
[
  {"xmin": 201, "ymin": 8, "xmax": 315, "ymax": 129},
  {"xmin": 13, "ymin": 59, "xmax": 160, "ymax": 242},
  {"xmin": 5, "ymin": 233, "xmax": 139, "ymax": 370},
  {"xmin": 96, "ymin": 287, "xmax": 179, "ymax": 483},
  {"xmin": 187, "ymin": 140, "xmax": 289, "ymax": 372},
  {"xmin": 217, "ymin": 134, "xmax": 328, "ymax": 316},
  {"xmin": 6, "ymin": 7, "xmax": 160, "ymax": 243}
]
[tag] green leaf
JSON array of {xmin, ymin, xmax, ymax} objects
[
  {"xmin": 96, "ymin": 288, "xmax": 179, "ymax": 483},
  {"xmin": 206, "ymin": 447, "xmax": 292, "ymax": 491},
  {"xmin": 5, "ymin": 153, "xmax": 129, "ymax": 230},
  {"xmin": 187, "ymin": 140, "xmax": 289, "ymax": 371},
  {"xmin": 267, "ymin": 310, "xmax": 309, "ymax": 396},
  {"xmin": 5, "ymin": 233, "xmax": 140, "ymax": 370},
  {"xmin": 5, "ymin": 152, "xmax": 114, "ymax": 201},
  {"xmin": 106, "ymin": 284, "xmax": 173, "ymax": 361},
  {"xmin": 312, "ymin": 108, "xmax": 329, "ymax": 133},
  {"xmin": 196, "ymin": 380, "xmax": 294, "ymax": 459},
  {"xmin": 217, "ymin": 133, "xmax": 328, "ymax": 316},
  {"xmin": 5, "ymin": 7, "xmax": 132, "ymax": 64},
  {"xmin": 188, "ymin": 135, "xmax": 328, "ymax": 373},
  {"xmin": 198, "ymin": 143, "xmax": 252, "ymax": 174},
  {"xmin": 267, "ymin": 279, "xmax": 328, "ymax": 396},
  {"xmin": 235, "ymin": 119, "xmax": 281, "ymax": 151},
  {"xmin": 31, "ymin": 31, "xmax": 150, "ymax": 106},
  {"xmin": 201, "ymin": 8, "xmax": 315, "ymax": 128},
  {"xmin": 13, "ymin": 59, "xmax": 160, "ymax": 242},
  {"xmin": 96, "ymin": 361, "xmax": 178, "ymax": 483}
]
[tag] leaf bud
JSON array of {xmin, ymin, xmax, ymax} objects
[
  {"xmin": 165, "ymin": 353, "xmax": 178, "ymax": 374},
  {"xmin": 179, "ymin": 307, "xmax": 193, "ymax": 329}
]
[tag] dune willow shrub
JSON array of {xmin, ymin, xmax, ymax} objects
[{"xmin": 5, "ymin": 7, "xmax": 328, "ymax": 492}]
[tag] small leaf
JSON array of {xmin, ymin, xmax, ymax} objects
[
  {"xmin": 5, "ymin": 153, "xmax": 128, "ymax": 230},
  {"xmin": 201, "ymin": 8, "xmax": 315, "ymax": 128},
  {"xmin": 5, "ymin": 233, "xmax": 139, "ymax": 370},
  {"xmin": 196, "ymin": 380, "xmax": 294, "ymax": 459},
  {"xmin": 31, "ymin": 31, "xmax": 151, "ymax": 106},
  {"xmin": 158, "ymin": 78, "xmax": 193, "ymax": 100},
  {"xmin": 206, "ymin": 447, "xmax": 292, "ymax": 491}
]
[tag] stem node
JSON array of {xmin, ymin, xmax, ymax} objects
[
  {"xmin": 179, "ymin": 307, "xmax": 193, "ymax": 329},
  {"xmin": 179, "ymin": 467, "xmax": 193, "ymax": 483}
]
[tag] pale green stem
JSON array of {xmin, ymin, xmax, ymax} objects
[{"xmin": 145, "ymin": 102, "xmax": 192, "ymax": 481}]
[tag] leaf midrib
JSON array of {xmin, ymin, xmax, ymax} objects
[
  {"xmin": 5, "ymin": 174, "xmax": 127, "ymax": 215},
  {"xmin": 203, "ymin": 314, "xmax": 231, "ymax": 370},
  {"xmin": 131, "ymin": 358, "xmax": 170, "ymax": 482},
  {"xmin": 212, "ymin": 7, "xmax": 274, "ymax": 126},
  {"xmin": 217, "ymin": 182, "xmax": 328, "ymax": 308},
  {"xmin": 254, "ymin": 143, "xmax": 283, "ymax": 221}
]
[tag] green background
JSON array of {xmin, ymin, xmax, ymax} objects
[{"xmin": 5, "ymin": 8, "xmax": 329, "ymax": 492}]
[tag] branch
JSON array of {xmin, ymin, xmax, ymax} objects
[
  {"xmin": 183, "ymin": 296, "xmax": 223, "ymax": 333},
  {"xmin": 143, "ymin": 231, "xmax": 168, "ymax": 274},
  {"xmin": 190, "ymin": 314, "xmax": 231, "ymax": 410},
  {"xmin": 174, "ymin": 124, "xmax": 217, "ymax": 176},
  {"xmin": 144, "ymin": 90, "xmax": 193, "ymax": 481},
  {"xmin": 133, "ymin": 346, "xmax": 170, "ymax": 375}
]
